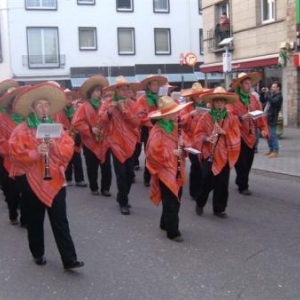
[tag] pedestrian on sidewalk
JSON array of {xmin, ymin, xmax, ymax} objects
[{"xmin": 260, "ymin": 82, "xmax": 283, "ymax": 158}]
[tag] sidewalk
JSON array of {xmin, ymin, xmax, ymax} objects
[{"xmin": 252, "ymin": 127, "xmax": 300, "ymax": 177}]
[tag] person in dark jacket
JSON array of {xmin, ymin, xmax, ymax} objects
[{"xmin": 260, "ymin": 82, "xmax": 283, "ymax": 158}]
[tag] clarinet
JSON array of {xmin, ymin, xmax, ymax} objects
[
  {"xmin": 176, "ymin": 116, "xmax": 182, "ymax": 179},
  {"xmin": 41, "ymin": 115, "xmax": 52, "ymax": 181},
  {"xmin": 208, "ymin": 111, "xmax": 221, "ymax": 162}
]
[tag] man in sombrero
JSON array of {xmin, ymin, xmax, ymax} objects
[
  {"xmin": 180, "ymin": 82, "xmax": 212, "ymax": 200},
  {"xmin": 72, "ymin": 75, "xmax": 112, "ymax": 197},
  {"xmin": 227, "ymin": 72, "xmax": 269, "ymax": 196},
  {"xmin": 0, "ymin": 85, "xmax": 28, "ymax": 226},
  {"xmin": 9, "ymin": 82, "xmax": 84, "ymax": 269},
  {"xmin": 53, "ymin": 89, "xmax": 87, "ymax": 188},
  {"xmin": 99, "ymin": 76, "xmax": 142, "ymax": 215},
  {"xmin": 146, "ymin": 96, "xmax": 192, "ymax": 242},
  {"xmin": 135, "ymin": 74, "xmax": 168, "ymax": 187},
  {"xmin": 193, "ymin": 87, "xmax": 241, "ymax": 218}
]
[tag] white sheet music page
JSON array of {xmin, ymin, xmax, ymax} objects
[{"xmin": 36, "ymin": 123, "xmax": 63, "ymax": 139}]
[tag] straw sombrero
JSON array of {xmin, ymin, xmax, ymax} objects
[
  {"xmin": 0, "ymin": 86, "xmax": 30, "ymax": 109},
  {"xmin": 0, "ymin": 79, "xmax": 19, "ymax": 98},
  {"xmin": 181, "ymin": 82, "xmax": 212, "ymax": 97},
  {"xmin": 104, "ymin": 76, "xmax": 141, "ymax": 93},
  {"xmin": 200, "ymin": 87, "xmax": 238, "ymax": 104},
  {"xmin": 148, "ymin": 96, "xmax": 192, "ymax": 119},
  {"xmin": 64, "ymin": 88, "xmax": 81, "ymax": 101},
  {"xmin": 80, "ymin": 75, "xmax": 109, "ymax": 98},
  {"xmin": 13, "ymin": 82, "xmax": 67, "ymax": 117},
  {"xmin": 231, "ymin": 72, "xmax": 262, "ymax": 89},
  {"xmin": 140, "ymin": 75, "xmax": 168, "ymax": 90}
]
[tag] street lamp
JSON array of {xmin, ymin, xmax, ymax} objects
[{"xmin": 219, "ymin": 37, "xmax": 234, "ymax": 90}]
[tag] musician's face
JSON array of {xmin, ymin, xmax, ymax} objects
[
  {"xmin": 91, "ymin": 86, "xmax": 102, "ymax": 100},
  {"xmin": 212, "ymin": 98, "xmax": 226, "ymax": 110},
  {"xmin": 239, "ymin": 79, "xmax": 252, "ymax": 94},
  {"xmin": 116, "ymin": 85, "xmax": 129, "ymax": 99},
  {"xmin": 32, "ymin": 99, "xmax": 50, "ymax": 118},
  {"xmin": 148, "ymin": 81, "xmax": 159, "ymax": 94},
  {"xmin": 163, "ymin": 112, "xmax": 177, "ymax": 121}
]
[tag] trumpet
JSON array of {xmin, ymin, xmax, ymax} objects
[{"xmin": 41, "ymin": 115, "xmax": 52, "ymax": 181}]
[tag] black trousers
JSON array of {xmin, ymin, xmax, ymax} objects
[
  {"xmin": 112, "ymin": 153, "xmax": 135, "ymax": 207},
  {"xmin": 189, "ymin": 153, "xmax": 202, "ymax": 199},
  {"xmin": 83, "ymin": 145, "xmax": 112, "ymax": 192},
  {"xmin": 196, "ymin": 160, "xmax": 230, "ymax": 213},
  {"xmin": 235, "ymin": 139, "xmax": 255, "ymax": 192},
  {"xmin": 19, "ymin": 176, "xmax": 77, "ymax": 264},
  {"xmin": 159, "ymin": 180, "xmax": 182, "ymax": 239},
  {"xmin": 65, "ymin": 151, "xmax": 85, "ymax": 183}
]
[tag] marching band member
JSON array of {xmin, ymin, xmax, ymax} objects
[
  {"xmin": 53, "ymin": 89, "xmax": 87, "ymax": 187},
  {"xmin": 227, "ymin": 72, "xmax": 269, "ymax": 196},
  {"xmin": 99, "ymin": 76, "xmax": 142, "ymax": 215},
  {"xmin": 135, "ymin": 75, "xmax": 168, "ymax": 187},
  {"xmin": 0, "ymin": 86, "xmax": 28, "ymax": 226},
  {"xmin": 146, "ymin": 96, "xmax": 192, "ymax": 242},
  {"xmin": 193, "ymin": 87, "xmax": 240, "ymax": 218},
  {"xmin": 72, "ymin": 75, "xmax": 112, "ymax": 196},
  {"xmin": 9, "ymin": 83, "xmax": 84, "ymax": 269}
]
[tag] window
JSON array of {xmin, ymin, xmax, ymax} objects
[
  {"xmin": 79, "ymin": 27, "xmax": 97, "ymax": 50},
  {"xmin": 198, "ymin": 0, "xmax": 202, "ymax": 14},
  {"xmin": 154, "ymin": 28, "xmax": 171, "ymax": 55},
  {"xmin": 25, "ymin": 0, "xmax": 57, "ymax": 10},
  {"xmin": 153, "ymin": 0, "xmax": 169, "ymax": 13},
  {"xmin": 77, "ymin": 0, "xmax": 95, "ymax": 5},
  {"xmin": 261, "ymin": 0, "xmax": 275, "ymax": 23},
  {"xmin": 117, "ymin": 28, "xmax": 135, "ymax": 55},
  {"xmin": 199, "ymin": 29, "xmax": 203, "ymax": 55},
  {"xmin": 27, "ymin": 27, "xmax": 59, "ymax": 68},
  {"xmin": 116, "ymin": 0, "xmax": 133, "ymax": 12}
]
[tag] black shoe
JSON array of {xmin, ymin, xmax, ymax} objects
[
  {"xmin": 168, "ymin": 235, "xmax": 184, "ymax": 242},
  {"xmin": 120, "ymin": 206, "xmax": 130, "ymax": 215},
  {"xmin": 34, "ymin": 256, "xmax": 47, "ymax": 266},
  {"xmin": 213, "ymin": 212, "xmax": 228, "ymax": 219},
  {"xmin": 75, "ymin": 181, "xmax": 87, "ymax": 187},
  {"xmin": 195, "ymin": 205, "xmax": 203, "ymax": 216},
  {"xmin": 239, "ymin": 189, "xmax": 251, "ymax": 196},
  {"xmin": 101, "ymin": 190, "xmax": 111, "ymax": 197},
  {"xmin": 91, "ymin": 190, "xmax": 100, "ymax": 196},
  {"xmin": 64, "ymin": 260, "xmax": 84, "ymax": 270},
  {"xmin": 10, "ymin": 218, "xmax": 19, "ymax": 225}
]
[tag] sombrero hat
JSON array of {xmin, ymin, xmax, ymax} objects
[
  {"xmin": 231, "ymin": 72, "xmax": 262, "ymax": 89},
  {"xmin": 148, "ymin": 96, "xmax": 192, "ymax": 119},
  {"xmin": 140, "ymin": 75, "xmax": 168, "ymax": 90},
  {"xmin": 0, "ymin": 86, "xmax": 30, "ymax": 109},
  {"xmin": 200, "ymin": 86, "xmax": 238, "ymax": 104},
  {"xmin": 80, "ymin": 75, "xmax": 109, "ymax": 98},
  {"xmin": 181, "ymin": 82, "xmax": 212, "ymax": 97},
  {"xmin": 166, "ymin": 83, "xmax": 177, "ymax": 91},
  {"xmin": 104, "ymin": 76, "xmax": 141, "ymax": 92},
  {"xmin": 64, "ymin": 88, "xmax": 81, "ymax": 101},
  {"xmin": 0, "ymin": 79, "xmax": 19, "ymax": 98},
  {"xmin": 13, "ymin": 82, "xmax": 67, "ymax": 117}
]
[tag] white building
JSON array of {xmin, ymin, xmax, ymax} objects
[{"xmin": 0, "ymin": 0, "xmax": 223, "ymax": 88}]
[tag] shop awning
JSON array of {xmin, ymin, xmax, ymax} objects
[{"xmin": 200, "ymin": 54, "xmax": 279, "ymax": 73}]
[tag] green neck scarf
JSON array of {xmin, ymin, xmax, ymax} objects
[
  {"xmin": 193, "ymin": 102, "xmax": 206, "ymax": 108},
  {"xmin": 88, "ymin": 98, "xmax": 100, "ymax": 111},
  {"xmin": 0, "ymin": 107, "xmax": 24, "ymax": 125},
  {"xmin": 146, "ymin": 90, "xmax": 159, "ymax": 107},
  {"xmin": 157, "ymin": 119, "xmax": 174, "ymax": 134},
  {"xmin": 64, "ymin": 106, "xmax": 75, "ymax": 119},
  {"xmin": 27, "ymin": 113, "xmax": 54, "ymax": 128},
  {"xmin": 236, "ymin": 87, "xmax": 250, "ymax": 105},
  {"xmin": 113, "ymin": 94, "xmax": 127, "ymax": 102},
  {"xmin": 210, "ymin": 108, "xmax": 227, "ymax": 123}
]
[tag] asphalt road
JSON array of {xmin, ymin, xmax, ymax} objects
[{"xmin": 1, "ymin": 164, "xmax": 300, "ymax": 300}]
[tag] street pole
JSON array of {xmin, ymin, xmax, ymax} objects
[{"xmin": 224, "ymin": 45, "xmax": 231, "ymax": 90}]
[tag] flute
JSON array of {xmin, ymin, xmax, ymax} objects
[
  {"xmin": 41, "ymin": 115, "xmax": 52, "ymax": 181},
  {"xmin": 208, "ymin": 111, "xmax": 221, "ymax": 163},
  {"xmin": 176, "ymin": 116, "xmax": 182, "ymax": 179}
]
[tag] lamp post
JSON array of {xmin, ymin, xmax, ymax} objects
[{"xmin": 219, "ymin": 37, "xmax": 234, "ymax": 90}]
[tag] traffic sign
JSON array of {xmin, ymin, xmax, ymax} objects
[
  {"xmin": 184, "ymin": 52, "xmax": 198, "ymax": 66},
  {"xmin": 222, "ymin": 52, "xmax": 232, "ymax": 72}
]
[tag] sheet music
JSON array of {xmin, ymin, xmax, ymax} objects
[{"xmin": 36, "ymin": 123, "xmax": 63, "ymax": 139}]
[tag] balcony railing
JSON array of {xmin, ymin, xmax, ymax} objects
[
  {"xmin": 22, "ymin": 54, "xmax": 66, "ymax": 69},
  {"xmin": 207, "ymin": 28, "xmax": 234, "ymax": 53}
]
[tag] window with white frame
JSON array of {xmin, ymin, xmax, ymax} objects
[
  {"xmin": 117, "ymin": 0, "xmax": 133, "ymax": 11},
  {"xmin": 153, "ymin": 0, "xmax": 169, "ymax": 13},
  {"xmin": 261, "ymin": 0, "xmax": 275, "ymax": 23},
  {"xmin": 25, "ymin": 0, "xmax": 57, "ymax": 9},
  {"xmin": 199, "ymin": 29, "xmax": 203, "ymax": 55},
  {"xmin": 117, "ymin": 28, "xmax": 135, "ymax": 55},
  {"xmin": 79, "ymin": 27, "xmax": 97, "ymax": 50},
  {"xmin": 77, "ymin": 0, "xmax": 95, "ymax": 5},
  {"xmin": 154, "ymin": 28, "xmax": 171, "ymax": 55},
  {"xmin": 27, "ymin": 27, "xmax": 59, "ymax": 68}
]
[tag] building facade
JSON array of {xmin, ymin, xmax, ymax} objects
[
  {"xmin": 201, "ymin": 0, "xmax": 300, "ymax": 126},
  {"xmin": 0, "ymin": 0, "xmax": 223, "ymax": 88}
]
